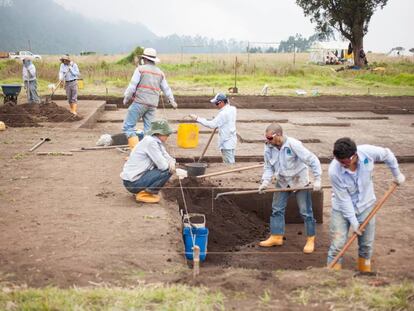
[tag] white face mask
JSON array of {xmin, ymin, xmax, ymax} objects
[{"xmin": 140, "ymin": 58, "xmax": 144, "ymax": 65}]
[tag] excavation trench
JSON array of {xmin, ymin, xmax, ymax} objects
[{"xmin": 163, "ymin": 178, "xmax": 329, "ymax": 271}]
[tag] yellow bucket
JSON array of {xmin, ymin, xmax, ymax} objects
[
  {"xmin": 77, "ymin": 79, "xmax": 84, "ymax": 89},
  {"xmin": 177, "ymin": 123, "xmax": 199, "ymax": 149}
]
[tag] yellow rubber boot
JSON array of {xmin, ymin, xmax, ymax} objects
[
  {"xmin": 128, "ymin": 136, "xmax": 139, "ymax": 150},
  {"xmin": 358, "ymin": 257, "xmax": 371, "ymax": 272},
  {"xmin": 329, "ymin": 263, "xmax": 342, "ymax": 271},
  {"xmin": 259, "ymin": 235, "xmax": 283, "ymax": 247},
  {"xmin": 136, "ymin": 191, "xmax": 160, "ymax": 203},
  {"xmin": 72, "ymin": 103, "xmax": 78, "ymax": 115},
  {"xmin": 303, "ymin": 236, "xmax": 315, "ymax": 254}
]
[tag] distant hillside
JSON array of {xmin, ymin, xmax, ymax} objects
[{"xmin": 0, "ymin": 0, "xmax": 157, "ymax": 54}]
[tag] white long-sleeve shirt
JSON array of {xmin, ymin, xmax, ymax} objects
[
  {"xmin": 329, "ymin": 144, "xmax": 401, "ymax": 229},
  {"xmin": 261, "ymin": 136, "xmax": 321, "ymax": 188},
  {"xmin": 120, "ymin": 135, "xmax": 175, "ymax": 182},
  {"xmin": 22, "ymin": 63, "xmax": 36, "ymax": 81},
  {"xmin": 196, "ymin": 104, "xmax": 237, "ymax": 150},
  {"xmin": 59, "ymin": 62, "xmax": 80, "ymax": 81}
]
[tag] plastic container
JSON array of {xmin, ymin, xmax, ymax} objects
[
  {"xmin": 183, "ymin": 227, "xmax": 209, "ymax": 261},
  {"xmin": 182, "ymin": 213, "xmax": 206, "ymax": 228},
  {"xmin": 77, "ymin": 79, "xmax": 84, "ymax": 89},
  {"xmin": 177, "ymin": 123, "xmax": 199, "ymax": 149}
]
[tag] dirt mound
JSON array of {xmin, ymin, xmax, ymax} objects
[
  {"xmin": 0, "ymin": 104, "xmax": 41, "ymax": 127},
  {"xmin": 20, "ymin": 102, "xmax": 82, "ymax": 122},
  {"xmin": 0, "ymin": 102, "xmax": 82, "ymax": 127}
]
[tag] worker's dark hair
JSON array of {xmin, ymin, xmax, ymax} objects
[{"xmin": 333, "ymin": 137, "xmax": 357, "ymax": 159}]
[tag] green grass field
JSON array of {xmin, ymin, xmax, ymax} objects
[{"xmin": 1, "ymin": 53, "xmax": 414, "ymax": 99}]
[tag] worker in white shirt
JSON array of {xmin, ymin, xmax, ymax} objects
[
  {"xmin": 189, "ymin": 93, "xmax": 237, "ymax": 164},
  {"xmin": 59, "ymin": 54, "xmax": 80, "ymax": 115},
  {"xmin": 22, "ymin": 57, "xmax": 40, "ymax": 104}
]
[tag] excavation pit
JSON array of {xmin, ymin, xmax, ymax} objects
[{"xmin": 164, "ymin": 179, "xmax": 329, "ymax": 271}]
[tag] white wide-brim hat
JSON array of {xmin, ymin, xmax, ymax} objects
[{"xmin": 141, "ymin": 47, "xmax": 160, "ymax": 63}]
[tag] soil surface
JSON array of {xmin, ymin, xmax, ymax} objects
[
  {"xmin": 1, "ymin": 96, "xmax": 414, "ymax": 310},
  {"xmin": 0, "ymin": 102, "xmax": 81, "ymax": 128}
]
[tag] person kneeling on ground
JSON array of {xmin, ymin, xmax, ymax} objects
[
  {"xmin": 327, "ymin": 137, "xmax": 405, "ymax": 271},
  {"xmin": 258, "ymin": 123, "xmax": 322, "ymax": 254},
  {"xmin": 120, "ymin": 120, "xmax": 176, "ymax": 203},
  {"xmin": 189, "ymin": 93, "xmax": 237, "ymax": 164}
]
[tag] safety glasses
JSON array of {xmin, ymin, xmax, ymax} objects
[
  {"xmin": 336, "ymin": 153, "xmax": 357, "ymax": 166},
  {"xmin": 265, "ymin": 133, "xmax": 277, "ymax": 141}
]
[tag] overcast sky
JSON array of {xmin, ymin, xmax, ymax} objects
[{"xmin": 55, "ymin": 0, "xmax": 413, "ymax": 53}]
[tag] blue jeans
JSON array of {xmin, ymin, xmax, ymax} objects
[
  {"xmin": 327, "ymin": 204, "xmax": 376, "ymax": 265},
  {"xmin": 122, "ymin": 102, "xmax": 156, "ymax": 138},
  {"xmin": 270, "ymin": 186, "xmax": 316, "ymax": 236},
  {"xmin": 221, "ymin": 149, "xmax": 235, "ymax": 164},
  {"xmin": 123, "ymin": 169, "xmax": 171, "ymax": 194}
]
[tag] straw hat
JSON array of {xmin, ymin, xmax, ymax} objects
[{"xmin": 60, "ymin": 54, "xmax": 71, "ymax": 62}]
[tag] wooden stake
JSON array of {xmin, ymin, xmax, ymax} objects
[
  {"xmin": 193, "ymin": 246, "xmax": 200, "ymax": 278},
  {"xmin": 328, "ymin": 183, "xmax": 398, "ymax": 269}
]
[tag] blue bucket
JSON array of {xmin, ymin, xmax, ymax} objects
[{"xmin": 183, "ymin": 227, "xmax": 209, "ymax": 261}]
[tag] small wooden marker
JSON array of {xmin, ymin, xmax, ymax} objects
[{"xmin": 193, "ymin": 246, "xmax": 200, "ymax": 278}]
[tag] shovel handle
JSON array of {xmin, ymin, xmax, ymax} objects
[
  {"xmin": 215, "ymin": 186, "xmax": 316, "ymax": 200},
  {"xmin": 198, "ymin": 128, "xmax": 217, "ymax": 163},
  {"xmin": 196, "ymin": 163, "xmax": 264, "ymax": 179},
  {"xmin": 328, "ymin": 182, "xmax": 398, "ymax": 269}
]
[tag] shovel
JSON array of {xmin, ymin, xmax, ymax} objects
[
  {"xmin": 198, "ymin": 128, "xmax": 217, "ymax": 162},
  {"xmin": 196, "ymin": 163, "xmax": 264, "ymax": 179},
  {"xmin": 328, "ymin": 182, "xmax": 398, "ymax": 269},
  {"xmin": 215, "ymin": 185, "xmax": 331, "ymax": 200},
  {"xmin": 29, "ymin": 137, "xmax": 51, "ymax": 152}
]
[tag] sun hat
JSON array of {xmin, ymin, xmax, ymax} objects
[
  {"xmin": 141, "ymin": 48, "xmax": 160, "ymax": 63},
  {"xmin": 147, "ymin": 119, "xmax": 173, "ymax": 136},
  {"xmin": 60, "ymin": 54, "xmax": 71, "ymax": 62}
]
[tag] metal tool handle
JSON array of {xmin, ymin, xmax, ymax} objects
[
  {"xmin": 197, "ymin": 163, "xmax": 264, "ymax": 179},
  {"xmin": 198, "ymin": 128, "xmax": 217, "ymax": 163},
  {"xmin": 328, "ymin": 182, "xmax": 398, "ymax": 269},
  {"xmin": 29, "ymin": 138, "xmax": 47, "ymax": 152}
]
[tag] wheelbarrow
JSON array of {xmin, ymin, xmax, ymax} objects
[{"xmin": 1, "ymin": 84, "xmax": 22, "ymax": 106}]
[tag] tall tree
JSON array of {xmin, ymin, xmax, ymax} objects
[{"xmin": 296, "ymin": 0, "xmax": 388, "ymax": 66}]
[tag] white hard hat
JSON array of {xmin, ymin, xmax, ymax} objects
[{"xmin": 141, "ymin": 48, "xmax": 160, "ymax": 63}]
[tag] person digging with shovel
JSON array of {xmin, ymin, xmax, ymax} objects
[
  {"xmin": 59, "ymin": 55, "xmax": 80, "ymax": 115},
  {"xmin": 258, "ymin": 123, "xmax": 322, "ymax": 254},
  {"xmin": 327, "ymin": 137, "xmax": 405, "ymax": 271},
  {"xmin": 120, "ymin": 119, "xmax": 179, "ymax": 204},
  {"xmin": 122, "ymin": 48, "xmax": 177, "ymax": 150},
  {"xmin": 189, "ymin": 93, "xmax": 237, "ymax": 164}
]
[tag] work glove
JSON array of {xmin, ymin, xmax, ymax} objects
[
  {"xmin": 176, "ymin": 168, "xmax": 188, "ymax": 180},
  {"xmin": 351, "ymin": 221, "xmax": 363, "ymax": 236},
  {"xmin": 394, "ymin": 173, "xmax": 405, "ymax": 185},
  {"xmin": 168, "ymin": 161, "xmax": 176, "ymax": 174},
  {"xmin": 313, "ymin": 179, "xmax": 322, "ymax": 191},
  {"xmin": 170, "ymin": 101, "xmax": 178, "ymax": 109},
  {"xmin": 189, "ymin": 114, "xmax": 198, "ymax": 121},
  {"xmin": 258, "ymin": 181, "xmax": 270, "ymax": 194}
]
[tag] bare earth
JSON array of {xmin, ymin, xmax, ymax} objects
[{"xmin": 0, "ymin": 96, "xmax": 413, "ymax": 309}]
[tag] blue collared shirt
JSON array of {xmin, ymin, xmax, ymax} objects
[
  {"xmin": 262, "ymin": 136, "xmax": 322, "ymax": 188},
  {"xmin": 120, "ymin": 135, "xmax": 175, "ymax": 182},
  {"xmin": 329, "ymin": 144, "xmax": 401, "ymax": 229},
  {"xmin": 59, "ymin": 63, "xmax": 80, "ymax": 81},
  {"xmin": 196, "ymin": 104, "xmax": 237, "ymax": 150}
]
